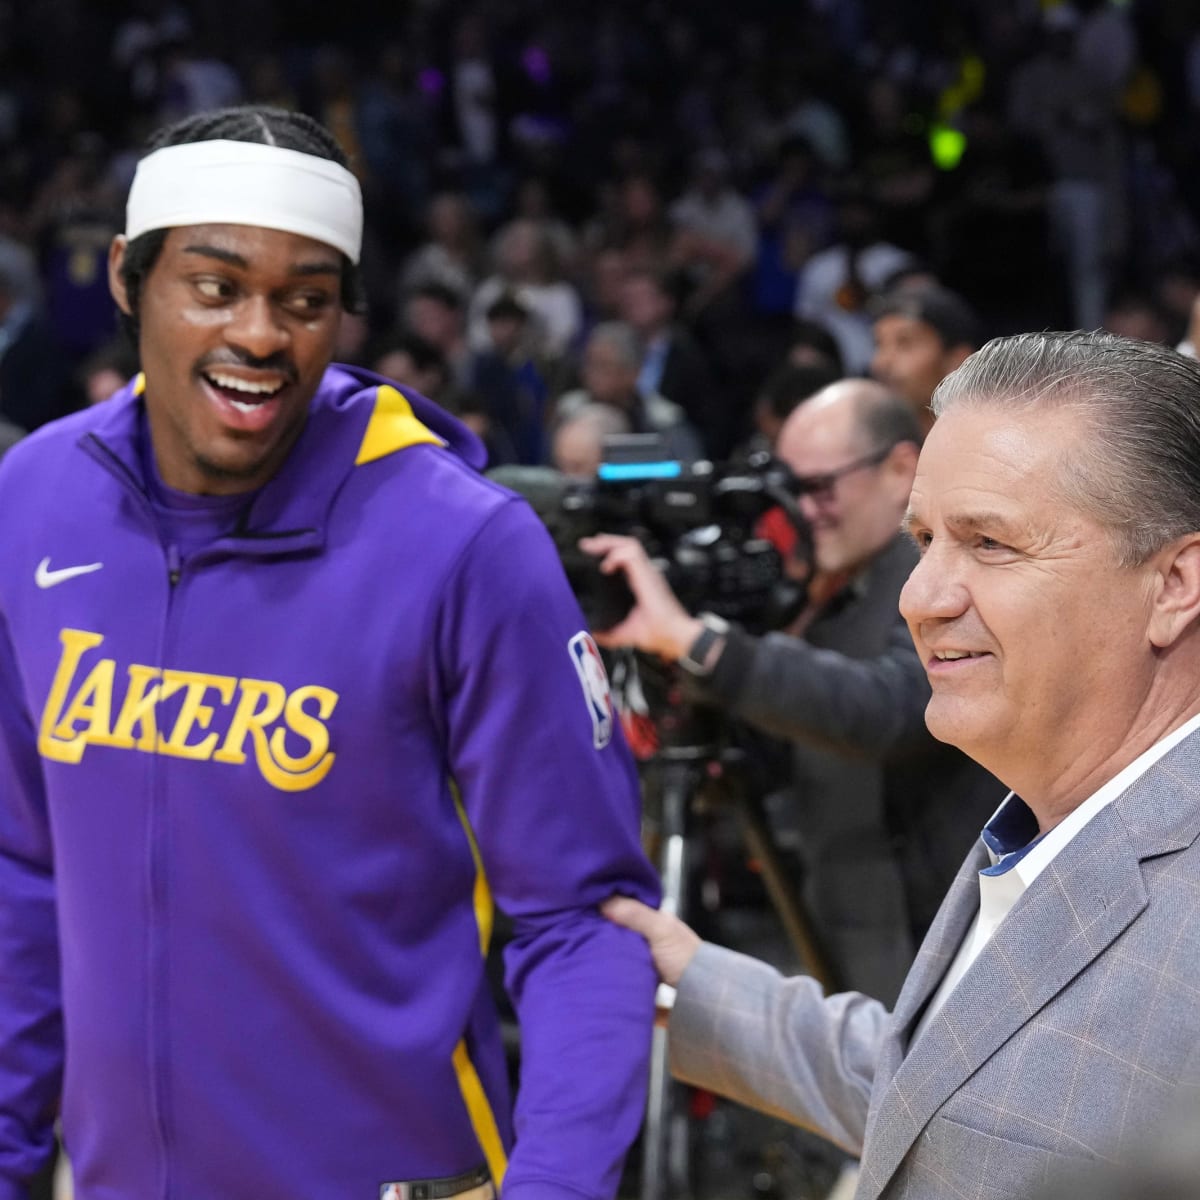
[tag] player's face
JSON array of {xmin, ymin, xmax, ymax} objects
[{"xmin": 110, "ymin": 223, "xmax": 343, "ymax": 495}]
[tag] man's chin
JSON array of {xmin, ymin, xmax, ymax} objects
[
  {"xmin": 188, "ymin": 447, "xmax": 283, "ymax": 496},
  {"xmin": 923, "ymin": 700, "xmax": 989, "ymax": 755}
]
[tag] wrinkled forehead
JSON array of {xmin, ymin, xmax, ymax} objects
[{"xmin": 910, "ymin": 404, "xmax": 1085, "ymax": 519}]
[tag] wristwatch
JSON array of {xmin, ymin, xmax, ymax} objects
[{"xmin": 677, "ymin": 613, "xmax": 730, "ymax": 677}]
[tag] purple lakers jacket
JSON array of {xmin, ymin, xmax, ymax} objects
[{"xmin": 0, "ymin": 366, "xmax": 659, "ymax": 1200}]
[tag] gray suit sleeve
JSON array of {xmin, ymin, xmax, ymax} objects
[
  {"xmin": 691, "ymin": 616, "xmax": 931, "ymax": 758},
  {"xmin": 668, "ymin": 943, "xmax": 888, "ymax": 1156}
]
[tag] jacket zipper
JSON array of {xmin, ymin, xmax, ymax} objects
[
  {"xmin": 81, "ymin": 436, "xmax": 181, "ymax": 1198},
  {"xmin": 81, "ymin": 433, "xmax": 322, "ymax": 1196},
  {"xmin": 151, "ymin": 543, "xmax": 183, "ymax": 1200}
]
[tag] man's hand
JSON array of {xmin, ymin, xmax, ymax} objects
[
  {"xmin": 578, "ymin": 534, "xmax": 702, "ymax": 659},
  {"xmin": 602, "ymin": 896, "xmax": 702, "ymax": 987}
]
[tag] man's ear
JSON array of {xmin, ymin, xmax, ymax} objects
[
  {"xmin": 108, "ymin": 236, "xmax": 132, "ymax": 315},
  {"xmin": 1148, "ymin": 533, "xmax": 1200, "ymax": 648}
]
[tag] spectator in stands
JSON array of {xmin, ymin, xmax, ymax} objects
[
  {"xmin": 597, "ymin": 173, "xmax": 673, "ymax": 272},
  {"xmin": 668, "ymin": 148, "xmax": 758, "ymax": 323},
  {"xmin": 551, "ymin": 402, "xmax": 632, "ymax": 480},
  {"xmin": 1008, "ymin": 5, "xmax": 1126, "ymax": 330},
  {"xmin": 794, "ymin": 185, "xmax": 914, "ymax": 375},
  {"xmin": 469, "ymin": 218, "xmax": 584, "ymax": 363},
  {"xmin": 370, "ymin": 329, "xmax": 451, "ymax": 406},
  {"xmin": 555, "ymin": 322, "xmax": 703, "ymax": 463},
  {"xmin": 618, "ymin": 266, "xmax": 719, "ymax": 456},
  {"xmin": 1102, "ymin": 292, "xmax": 1172, "ymax": 345},
  {"xmin": 870, "ymin": 285, "xmax": 980, "ymax": 434},
  {"xmin": 396, "ymin": 191, "xmax": 483, "ymax": 306},
  {"xmin": 468, "ymin": 291, "xmax": 551, "ymax": 465},
  {"xmin": 357, "ymin": 42, "xmax": 436, "ymax": 241},
  {"xmin": 401, "ymin": 281, "xmax": 471, "ymax": 390},
  {"xmin": 77, "ymin": 339, "xmax": 138, "ymax": 405},
  {"xmin": 748, "ymin": 360, "xmax": 841, "ymax": 455},
  {"xmin": 25, "ymin": 132, "xmax": 123, "ymax": 365},
  {"xmin": 582, "ymin": 246, "xmax": 630, "ymax": 328},
  {"xmin": 154, "ymin": 31, "xmax": 243, "ymax": 124},
  {"xmin": 0, "ymin": 246, "xmax": 76, "ymax": 431},
  {"xmin": 512, "ymin": 176, "xmax": 580, "ymax": 282},
  {"xmin": 784, "ymin": 318, "xmax": 845, "ymax": 375},
  {"xmin": 751, "ymin": 134, "xmax": 835, "ymax": 317}
]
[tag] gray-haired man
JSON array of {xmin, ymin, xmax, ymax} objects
[{"xmin": 607, "ymin": 330, "xmax": 1200, "ymax": 1199}]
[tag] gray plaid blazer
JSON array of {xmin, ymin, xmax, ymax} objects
[{"xmin": 670, "ymin": 730, "xmax": 1200, "ymax": 1199}]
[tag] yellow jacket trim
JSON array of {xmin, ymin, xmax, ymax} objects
[
  {"xmin": 355, "ymin": 384, "xmax": 445, "ymax": 465},
  {"xmin": 452, "ymin": 1039, "xmax": 508, "ymax": 1187},
  {"xmin": 452, "ymin": 785, "xmax": 493, "ymax": 957}
]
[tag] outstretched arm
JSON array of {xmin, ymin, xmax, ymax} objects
[
  {"xmin": 603, "ymin": 896, "xmax": 885, "ymax": 1157},
  {"xmin": 581, "ymin": 534, "xmax": 931, "ymax": 758}
]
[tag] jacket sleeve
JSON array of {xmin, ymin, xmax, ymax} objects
[
  {"xmin": 0, "ymin": 611, "xmax": 62, "ymax": 1198},
  {"xmin": 670, "ymin": 943, "xmax": 887, "ymax": 1156},
  {"xmin": 436, "ymin": 497, "xmax": 661, "ymax": 1200},
  {"xmin": 690, "ymin": 610, "xmax": 932, "ymax": 758}
]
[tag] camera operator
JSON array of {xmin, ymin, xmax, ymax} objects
[{"xmin": 583, "ymin": 379, "xmax": 1003, "ymax": 1003}]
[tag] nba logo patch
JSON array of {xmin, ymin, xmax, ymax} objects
[{"xmin": 568, "ymin": 631, "xmax": 614, "ymax": 749}]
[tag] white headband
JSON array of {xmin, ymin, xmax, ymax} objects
[{"xmin": 125, "ymin": 139, "xmax": 364, "ymax": 263}]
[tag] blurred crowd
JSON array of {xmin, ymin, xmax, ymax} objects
[
  {"xmin": 8, "ymin": 8, "xmax": 1200, "ymax": 1196},
  {"xmin": 3, "ymin": 0, "xmax": 1200, "ymax": 469}
]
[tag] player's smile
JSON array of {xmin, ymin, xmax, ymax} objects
[{"xmin": 109, "ymin": 222, "xmax": 342, "ymax": 495}]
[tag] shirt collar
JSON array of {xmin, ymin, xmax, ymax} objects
[
  {"xmin": 979, "ymin": 710, "xmax": 1200, "ymax": 888},
  {"xmin": 980, "ymin": 796, "xmax": 1043, "ymax": 876}
]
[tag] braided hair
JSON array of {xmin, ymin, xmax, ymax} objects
[{"xmin": 117, "ymin": 106, "xmax": 366, "ymax": 342}]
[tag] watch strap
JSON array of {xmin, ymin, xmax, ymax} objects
[{"xmin": 677, "ymin": 614, "xmax": 730, "ymax": 676}]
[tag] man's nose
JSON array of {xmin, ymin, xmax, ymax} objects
[
  {"xmin": 899, "ymin": 543, "xmax": 967, "ymax": 625},
  {"xmin": 225, "ymin": 295, "xmax": 290, "ymax": 359},
  {"xmin": 798, "ymin": 491, "xmax": 824, "ymax": 525}
]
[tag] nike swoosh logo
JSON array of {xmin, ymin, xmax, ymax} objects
[{"xmin": 35, "ymin": 557, "xmax": 104, "ymax": 589}]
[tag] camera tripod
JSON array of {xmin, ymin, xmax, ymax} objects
[{"xmin": 626, "ymin": 662, "xmax": 838, "ymax": 1200}]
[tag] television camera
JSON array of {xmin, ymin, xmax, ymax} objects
[{"xmin": 488, "ymin": 435, "xmax": 813, "ymax": 633}]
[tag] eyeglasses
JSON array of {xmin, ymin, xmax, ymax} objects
[{"xmin": 790, "ymin": 446, "xmax": 894, "ymax": 499}]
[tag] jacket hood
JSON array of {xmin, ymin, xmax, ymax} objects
[
  {"xmin": 325, "ymin": 363, "xmax": 487, "ymax": 470},
  {"xmin": 68, "ymin": 362, "xmax": 488, "ymax": 555}
]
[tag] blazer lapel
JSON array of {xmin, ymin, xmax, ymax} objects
[
  {"xmin": 856, "ymin": 799, "xmax": 1150, "ymax": 1200},
  {"xmin": 890, "ymin": 843, "xmax": 988, "ymax": 1039}
]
